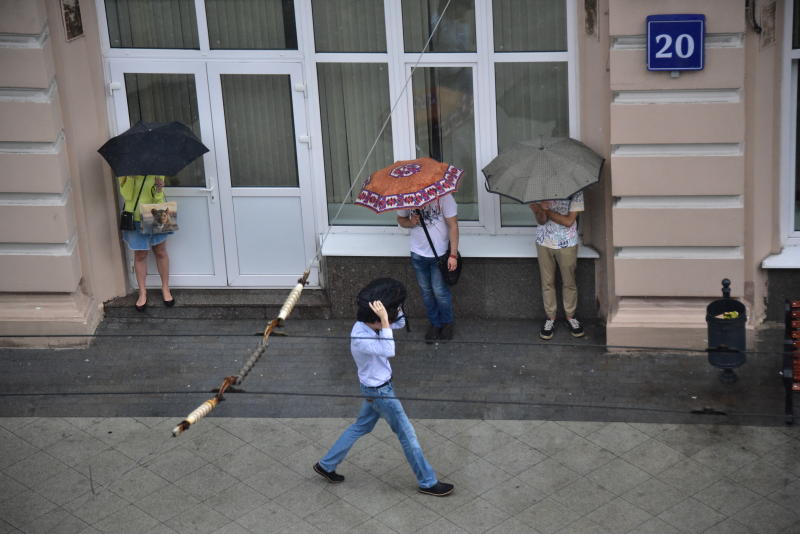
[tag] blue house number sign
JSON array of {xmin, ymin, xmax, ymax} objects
[{"xmin": 647, "ymin": 14, "xmax": 705, "ymax": 71}]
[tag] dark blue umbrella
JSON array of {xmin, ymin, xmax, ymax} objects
[{"xmin": 98, "ymin": 121, "xmax": 209, "ymax": 177}]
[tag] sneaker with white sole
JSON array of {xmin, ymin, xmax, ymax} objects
[
  {"xmin": 539, "ymin": 318, "xmax": 555, "ymax": 340},
  {"xmin": 567, "ymin": 317, "xmax": 585, "ymax": 337}
]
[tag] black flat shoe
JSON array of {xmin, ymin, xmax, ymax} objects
[
  {"xmin": 135, "ymin": 300, "xmax": 147, "ymax": 312},
  {"xmin": 163, "ymin": 297, "xmax": 176, "ymax": 307}
]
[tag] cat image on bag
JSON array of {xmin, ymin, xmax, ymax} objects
[{"xmin": 151, "ymin": 207, "xmax": 177, "ymax": 233}]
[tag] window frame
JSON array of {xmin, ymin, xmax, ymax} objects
[{"xmin": 781, "ymin": 0, "xmax": 800, "ymax": 246}]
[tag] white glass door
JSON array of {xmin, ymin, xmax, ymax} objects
[
  {"xmin": 207, "ymin": 63, "xmax": 318, "ymax": 286},
  {"xmin": 108, "ymin": 60, "xmax": 228, "ymax": 287}
]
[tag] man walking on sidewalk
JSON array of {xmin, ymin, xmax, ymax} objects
[
  {"xmin": 314, "ymin": 299, "xmax": 454, "ymax": 497},
  {"xmin": 530, "ymin": 191, "xmax": 586, "ymax": 340}
]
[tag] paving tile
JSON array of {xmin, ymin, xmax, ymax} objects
[
  {"xmin": 273, "ymin": 479, "xmax": 339, "ymax": 518},
  {"xmin": 0, "ymin": 471, "xmax": 28, "ymax": 503},
  {"xmin": 586, "ymin": 457, "xmax": 651, "ymax": 496},
  {"xmin": 485, "ymin": 517, "xmax": 539, "ymax": 534},
  {"xmin": 482, "ymin": 438, "xmax": 546, "ymax": 476},
  {"xmin": 0, "ymin": 427, "xmax": 37, "ymax": 470},
  {"xmin": 418, "ymin": 440, "xmax": 480, "ymax": 478},
  {"xmin": 204, "ymin": 482, "xmax": 267, "ymax": 521},
  {"xmin": 556, "ymin": 421, "xmax": 608, "ymax": 438},
  {"xmin": 4, "ymin": 450, "xmax": 71, "ymax": 488},
  {"xmin": 377, "ymin": 460, "xmax": 424, "ymax": 498},
  {"xmin": 348, "ymin": 439, "xmax": 406, "ymax": 477},
  {"xmin": 249, "ymin": 423, "xmax": 315, "ymax": 463},
  {"xmin": 693, "ymin": 478, "xmax": 762, "ymax": 516},
  {"xmin": 444, "ymin": 497, "xmax": 509, "ymax": 534},
  {"xmin": 551, "ymin": 477, "xmax": 615, "ymax": 515},
  {"xmin": 516, "ymin": 458, "xmax": 581, "ymax": 495},
  {"xmin": 19, "ymin": 507, "xmax": 88, "ymax": 534},
  {"xmin": 91, "ymin": 504, "xmax": 161, "ymax": 534},
  {"xmin": 182, "ymin": 426, "xmax": 247, "ymax": 463},
  {"xmin": 174, "ymin": 464, "xmax": 239, "ymax": 501},
  {"xmin": 479, "ymin": 475, "xmax": 546, "ymax": 515},
  {"xmin": 767, "ymin": 478, "xmax": 800, "ymax": 513},
  {"xmin": 551, "ymin": 437, "xmax": 616, "ymax": 475},
  {"xmin": 374, "ymin": 497, "xmax": 441, "ymax": 534},
  {"xmin": 417, "ymin": 419, "xmax": 480, "ymax": 439},
  {"xmin": 417, "ymin": 517, "xmax": 469, "ymax": 534},
  {"xmin": 517, "ymin": 421, "xmax": 579, "ymax": 455},
  {"xmin": 627, "ymin": 517, "xmax": 680, "ymax": 534},
  {"xmin": 278, "ymin": 442, "xmax": 329, "ymax": 477},
  {"xmin": 655, "ymin": 458, "xmax": 722, "ymax": 495},
  {"xmin": 339, "ymin": 471, "xmax": 413, "ymax": 516},
  {"xmin": 727, "ymin": 458, "xmax": 797, "ymax": 496},
  {"xmin": 345, "ymin": 518, "xmax": 398, "ymax": 534},
  {"xmin": 241, "ymin": 458, "xmax": 303, "ymax": 500},
  {"xmin": 556, "ymin": 516, "xmax": 614, "ymax": 534},
  {"xmin": 586, "ymin": 497, "xmax": 653, "ymax": 533},
  {"xmin": 72, "ymin": 418, "xmax": 151, "ymax": 447},
  {"xmin": 702, "ymin": 517, "xmax": 756, "ymax": 534},
  {"xmin": 450, "ymin": 421, "xmax": 513, "ymax": 457},
  {"xmin": 0, "ymin": 489, "xmax": 57, "ymax": 530},
  {"xmin": 212, "ymin": 444, "xmax": 278, "ymax": 480},
  {"xmin": 144, "ymin": 446, "xmax": 209, "ymax": 482},
  {"xmin": 35, "ymin": 466, "xmax": 93, "ymax": 506},
  {"xmin": 585, "ymin": 423, "xmax": 650, "ymax": 454},
  {"xmin": 303, "ymin": 500, "xmax": 372, "ymax": 534},
  {"xmin": 236, "ymin": 501, "xmax": 301, "ymax": 534},
  {"xmin": 135, "ymin": 483, "xmax": 201, "ymax": 522},
  {"xmin": 446, "ymin": 458, "xmax": 513, "ymax": 496},
  {"xmin": 653, "ymin": 425, "xmax": 731, "ymax": 457},
  {"xmin": 628, "ymin": 423, "xmax": 679, "ymax": 438},
  {"xmin": 621, "ymin": 479, "xmax": 687, "ymax": 516},
  {"xmin": 0, "ymin": 518, "xmax": 20, "ymax": 534},
  {"xmin": 12, "ymin": 418, "xmax": 76, "ymax": 449},
  {"xmin": 273, "ymin": 519, "xmax": 326, "ymax": 534},
  {"xmin": 112, "ymin": 429, "xmax": 179, "ymax": 463},
  {"xmin": 762, "ymin": 438, "xmax": 800, "ymax": 477},
  {"xmin": 690, "ymin": 441, "xmax": 761, "ymax": 476},
  {"xmin": 732, "ymin": 498, "xmax": 800, "ymax": 534},
  {"xmin": 45, "ymin": 429, "xmax": 111, "ymax": 467},
  {"xmin": 620, "ymin": 439, "xmax": 685, "ymax": 476},
  {"xmin": 515, "ymin": 497, "xmax": 582, "ymax": 534},
  {"xmin": 0, "ymin": 418, "xmax": 36, "ymax": 433},
  {"xmin": 275, "ymin": 418, "xmax": 350, "ymax": 446},
  {"xmin": 485, "ymin": 419, "xmax": 545, "ymax": 438},
  {"xmin": 657, "ymin": 497, "xmax": 726, "ymax": 533},
  {"xmin": 64, "ymin": 489, "xmax": 129, "ymax": 524},
  {"xmin": 210, "ymin": 523, "xmax": 252, "ymax": 534},
  {"xmin": 165, "ymin": 503, "xmax": 230, "ymax": 534},
  {"xmin": 108, "ymin": 466, "xmax": 170, "ymax": 502}
]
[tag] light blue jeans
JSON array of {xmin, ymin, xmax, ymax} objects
[
  {"xmin": 410, "ymin": 252, "xmax": 453, "ymax": 327},
  {"xmin": 319, "ymin": 382, "xmax": 438, "ymax": 488}
]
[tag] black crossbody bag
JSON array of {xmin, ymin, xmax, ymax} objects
[
  {"xmin": 416, "ymin": 208, "xmax": 462, "ymax": 286},
  {"xmin": 119, "ymin": 177, "xmax": 146, "ymax": 231}
]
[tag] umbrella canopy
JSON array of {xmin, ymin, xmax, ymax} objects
[
  {"xmin": 355, "ymin": 157, "xmax": 464, "ymax": 213},
  {"xmin": 483, "ymin": 137, "xmax": 603, "ymax": 203},
  {"xmin": 98, "ymin": 121, "xmax": 209, "ymax": 177}
]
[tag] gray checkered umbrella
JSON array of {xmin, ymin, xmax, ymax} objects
[{"xmin": 482, "ymin": 137, "xmax": 603, "ymax": 202}]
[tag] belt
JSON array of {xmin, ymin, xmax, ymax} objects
[{"xmin": 366, "ymin": 378, "xmax": 391, "ymax": 389}]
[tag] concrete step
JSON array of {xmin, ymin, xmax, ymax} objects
[{"xmin": 103, "ymin": 288, "xmax": 332, "ymax": 320}]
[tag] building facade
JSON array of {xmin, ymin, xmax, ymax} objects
[{"xmin": 0, "ymin": 0, "xmax": 796, "ymax": 348}]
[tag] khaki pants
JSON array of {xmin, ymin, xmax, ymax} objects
[{"xmin": 536, "ymin": 244, "xmax": 578, "ymax": 319}]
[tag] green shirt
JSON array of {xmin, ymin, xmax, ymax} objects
[{"xmin": 118, "ymin": 175, "xmax": 167, "ymax": 221}]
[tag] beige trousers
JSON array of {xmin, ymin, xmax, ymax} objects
[{"xmin": 536, "ymin": 244, "xmax": 578, "ymax": 319}]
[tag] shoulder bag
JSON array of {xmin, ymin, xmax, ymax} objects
[{"xmin": 417, "ymin": 208, "xmax": 462, "ymax": 286}]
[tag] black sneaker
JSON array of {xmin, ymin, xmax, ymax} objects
[
  {"xmin": 566, "ymin": 317, "xmax": 585, "ymax": 338},
  {"xmin": 438, "ymin": 323, "xmax": 454, "ymax": 341},
  {"xmin": 425, "ymin": 324, "xmax": 439, "ymax": 344},
  {"xmin": 418, "ymin": 481, "xmax": 454, "ymax": 497},
  {"xmin": 313, "ymin": 462, "xmax": 344, "ymax": 483},
  {"xmin": 539, "ymin": 318, "xmax": 555, "ymax": 340}
]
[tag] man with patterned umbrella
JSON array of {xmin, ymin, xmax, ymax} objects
[{"xmin": 357, "ymin": 157, "xmax": 463, "ymax": 343}]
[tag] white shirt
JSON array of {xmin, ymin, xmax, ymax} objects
[
  {"xmin": 350, "ymin": 316, "xmax": 406, "ymax": 387},
  {"xmin": 398, "ymin": 195, "xmax": 457, "ymax": 258}
]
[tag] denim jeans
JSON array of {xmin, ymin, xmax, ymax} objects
[
  {"xmin": 319, "ymin": 382, "xmax": 438, "ymax": 488},
  {"xmin": 410, "ymin": 252, "xmax": 453, "ymax": 327}
]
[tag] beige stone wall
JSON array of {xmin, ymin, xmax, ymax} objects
[
  {"xmin": 603, "ymin": 0, "xmax": 774, "ymax": 348},
  {"xmin": 0, "ymin": 1, "xmax": 124, "ymax": 345}
]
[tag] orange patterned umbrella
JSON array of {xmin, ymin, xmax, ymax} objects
[{"xmin": 355, "ymin": 157, "xmax": 464, "ymax": 213}]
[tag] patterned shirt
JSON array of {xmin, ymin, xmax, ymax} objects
[{"xmin": 535, "ymin": 191, "xmax": 584, "ymax": 249}]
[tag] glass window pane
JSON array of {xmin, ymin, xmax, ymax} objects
[
  {"xmin": 495, "ymin": 63, "xmax": 569, "ymax": 226},
  {"xmin": 220, "ymin": 75, "xmax": 298, "ymax": 187},
  {"xmin": 105, "ymin": 0, "xmax": 198, "ymax": 49},
  {"xmin": 493, "ymin": 0, "xmax": 566, "ymax": 52},
  {"xmin": 794, "ymin": 0, "xmax": 800, "ymax": 49},
  {"xmin": 402, "ymin": 0, "xmax": 476, "ymax": 53},
  {"xmin": 312, "ymin": 0, "xmax": 386, "ymax": 53},
  {"xmin": 205, "ymin": 0, "xmax": 297, "ymax": 50},
  {"xmin": 124, "ymin": 73, "xmax": 205, "ymax": 187},
  {"xmin": 795, "ymin": 65, "xmax": 800, "ymax": 231},
  {"xmin": 318, "ymin": 64, "xmax": 394, "ymax": 225},
  {"xmin": 412, "ymin": 67, "xmax": 476, "ymax": 220}
]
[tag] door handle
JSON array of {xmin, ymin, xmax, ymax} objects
[{"xmin": 202, "ymin": 176, "xmax": 217, "ymax": 203}]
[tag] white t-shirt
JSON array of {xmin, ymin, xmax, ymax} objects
[
  {"xmin": 350, "ymin": 317, "xmax": 406, "ymax": 387},
  {"xmin": 398, "ymin": 195, "xmax": 457, "ymax": 257}
]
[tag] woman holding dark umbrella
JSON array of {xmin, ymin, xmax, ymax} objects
[{"xmin": 118, "ymin": 174, "xmax": 174, "ymax": 311}]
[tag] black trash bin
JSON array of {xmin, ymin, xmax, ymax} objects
[{"xmin": 706, "ymin": 279, "xmax": 747, "ymax": 383}]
